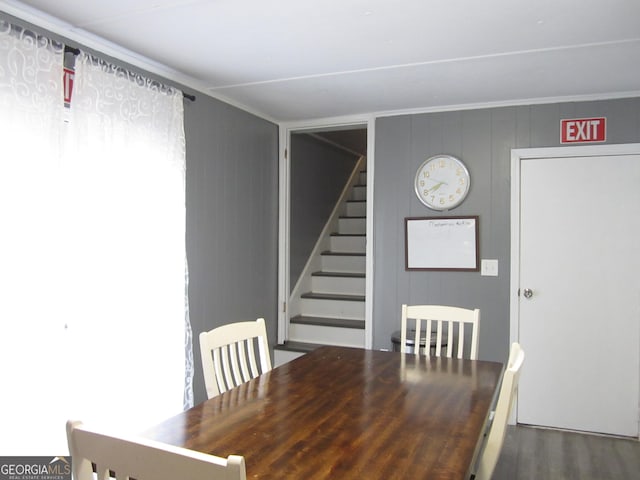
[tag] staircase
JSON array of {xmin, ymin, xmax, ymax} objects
[{"xmin": 274, "ymin": 158, "xmax": 367, "ymax": 365}]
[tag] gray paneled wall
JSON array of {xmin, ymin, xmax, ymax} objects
[
  {"xmin": 373, "ymin": 97, "xmax": 640, "ymax": 363},
  {"xmin": 185, "ymin": 97, "xmax": 278, "ymax": 405},
  {"xmin": 290, "ymin": 133, "xmax": 359, "ymax": 290}
]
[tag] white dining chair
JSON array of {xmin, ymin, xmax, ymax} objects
[
  {"xmin": 199, "ymin": 317, "xmax": 272, "ymax": 399},
  {"xmin": 400, "ymin": 304, "xmax": 480, "ymax": 359},
  {"xmin": 472, "ymin": 342, "xmax": 526, "ymax": 480},
  {"xmin": 66, "ymin": 420, "xmax": 246, "ymax": 480}
]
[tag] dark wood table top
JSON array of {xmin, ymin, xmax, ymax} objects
[{"xmin": 145, "ymin": 346, "xmax": 503, "ymax": 479}]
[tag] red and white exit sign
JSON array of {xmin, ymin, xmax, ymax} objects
[
  {"xmin": 63, "ymin": 67, "xmax": 75, "ymax": 104},
  {"xmin": 561, "ymin": 117, "xmax": 606, "ymax": 143}
]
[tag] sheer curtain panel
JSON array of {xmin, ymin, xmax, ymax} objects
[
  {"xmin": 63, "ymin": 51, "xmax": 191, "ymax": 437},
  {"xmin": 0, "ymin": 20, "xmax": 192, "ymax": 455},
  {"xmin": 0, "ymin": 19, "xmax": 66, "ymax": 456}
]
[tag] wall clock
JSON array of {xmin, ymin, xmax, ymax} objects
[{"xmin": 414, "ymin": 154, "xmax": 471, "ymax": 211}]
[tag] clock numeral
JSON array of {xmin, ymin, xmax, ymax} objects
[
  {"xmin": 458, "ymin": 178, "xmax": 465, "ymax": 185},
  {"xmin": 449, "ymin": 195, "xmax": 455, "ymax": 202},
  {"xmin": 439, "ymin": 159, "xmax": 446, "ymax": 168},
  {"xmin": 419, "ymin": 180, "xmax": 425, "ymax": 187}
]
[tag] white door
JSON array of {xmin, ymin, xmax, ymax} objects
[{"xmin": 514, "ymin": 148, "xmax": 640, "ymax": 437}]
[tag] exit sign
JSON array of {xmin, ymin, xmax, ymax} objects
[
  {"xmin": 64, "ymin": 67, "xmax": 75, "ymax": 104},
  {"xmin": 561, "ymin": 117, "xmax": 606, "ymax": 143}
]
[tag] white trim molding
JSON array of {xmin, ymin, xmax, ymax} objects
[{"xmin": 277, "ymin": 115, "xmax": 375, "ymax": 349}]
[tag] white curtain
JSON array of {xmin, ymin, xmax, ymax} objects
[
  {"xmin": 0, "ymin": 19, "xmax": 67, "ymax": 455},
  {"xmin": 0, "ymin": 20, "xmax": 192, "ymax": 455}
]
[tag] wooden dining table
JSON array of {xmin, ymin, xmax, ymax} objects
[{"xmin": 145, "ymin": 346, "xmax": 503, "ymax": 479}]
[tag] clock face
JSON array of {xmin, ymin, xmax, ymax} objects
[{"xmin": 414, "ymin": 155, "xmax": 470, "ymax": 211}]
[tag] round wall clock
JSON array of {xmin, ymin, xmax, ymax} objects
[{"xmin": 414, "ymin": 154, "xmax": 470, "ymax": 211}]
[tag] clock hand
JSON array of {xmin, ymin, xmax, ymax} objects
[{"xmin": 426, "ymin": 181, "xmax": 447, "ymax": 193}]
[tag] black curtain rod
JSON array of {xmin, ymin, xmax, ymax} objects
[
  {"xmin": 64, "ymin": 45, "xmax": 80, "ymax": 55},
  {"xmin": 63, "ymin": 45, "xmax": 195, "ymax": 102}
]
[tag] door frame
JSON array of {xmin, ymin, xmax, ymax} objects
[
  {"xmin": 509, "ymin": 142, "xmax": 640, "ymax": 423},
  {"xmin": 277, "ymin": 115, "xmax": 376, "ymax": 348}
]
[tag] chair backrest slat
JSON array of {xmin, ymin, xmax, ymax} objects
[
  {"xmin": 212, "ymin": 348, "xmax": 225, "ymax": 393},
  {"xmin": 246, "ymin": 339, "xmax": 260, "ymax": 379},
  {"xmin": 455, "ymin": 320, "xmax": 464, "ymax": 358},
  {"xmin": 229, "ymin": 342, "xmax": 243, "ymax": 387},
  {"xmin": 221, "ymin": 344, "xmax": 234, "ymax": 391},
  {"xmin": 235, "ymin": 340, "xmax": 249, "ymax": 382}
]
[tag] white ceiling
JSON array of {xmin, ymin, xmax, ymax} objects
[{"xmin": 3, "ymin": 0, "xmax": 640, "ymax": 122}]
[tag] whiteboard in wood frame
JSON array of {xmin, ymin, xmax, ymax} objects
[{"xmin": 405, "ymin": 216, "xmax": 479, "ymax": 271}]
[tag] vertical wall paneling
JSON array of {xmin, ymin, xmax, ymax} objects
[
  {"xmin": 185, "ymin": 97, "xmax": 279, "ymax": 405},
  {"xmin": 373, "ymin": 116, "xmax": 411, "ymax": 343},
  {"xmin": 373, "ymin": 97, "xmax": 640, "ymax": 363}
]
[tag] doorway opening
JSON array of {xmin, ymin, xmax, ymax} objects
[{"xmin": 276, "ymin": 122, "xmax": 372, "ymax": 365}]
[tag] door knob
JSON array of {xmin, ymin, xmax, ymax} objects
[{"xmin": 523, "ymin": 288, "xmax": 533, "ymax": 299}]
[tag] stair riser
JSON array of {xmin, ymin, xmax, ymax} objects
[
  {"xmin": 311, "ymin": 276, "xmax": 365, "ymax": 295},
  {"xmin": 345, "ymin": 202, "xmax": 366, "ymax": 216},
  {"xmin": 330, "ymin": 235, "xmax": 366, "ymax": 253},
  {"xmin": 289, "ymin": 323, "xmax": 365, "ymax": 347},
  {"xmin": 321, "ymin": 255, "xmax": 366, "ymax": 273},
  {"xmin": 358, "ymin": 172, "xmax": 367, "ymax": 184},
  {"xmin": 300, "ymin": 298, "xmax": 365, "ymax": 319},
  {"xmin": 350, "ymin": 186, "xmax": 366, "ymax": 201},
  {"xmin": 339, "ymin": 217, "xmax": 366, "ymax": 234}
]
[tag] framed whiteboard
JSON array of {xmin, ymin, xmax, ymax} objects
[{"xmin": 405, "ymin": 216, "xmax": 479, "ymax": 271}]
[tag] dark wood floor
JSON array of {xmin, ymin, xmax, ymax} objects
[{"xmin": 492, "ymin": 425, "xmax": 640, "ymax": 480}]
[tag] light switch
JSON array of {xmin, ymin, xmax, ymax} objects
[{"xmin": 481, "ymin": 259, "xmax": 499, "ymax": 277}]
